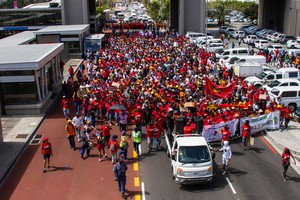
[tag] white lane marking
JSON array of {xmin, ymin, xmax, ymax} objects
[
  {"xmin": 226, "ymin": 177, "xmax": 237, "ymax": 195},
  {"xmin": 141, "ymin": 182, "xmax": 146, "ymax": 200}
]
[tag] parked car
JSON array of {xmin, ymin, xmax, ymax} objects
[
  {"xmin": 286, "ymin": 39, "xmax": 300, "ymax": 49},
  {"xmin": 267, "ymin": 44, "xmax": 284, "ymax": 53},
  {"xmin": 245, "ymin": 26, "xmax": 257, "ymax": 34},
  {"xmin": 294, "ymin": 107, "xmax": 300, "ymax": 122},
  {"xmin": 239, "ymin": 25, "xmax": 251, "ymax": 31},
  {"xmin": 261, "ymin": 30, "xmax": 275, "ymax": 39},
  {"xmin": 271, "ymin": 33, "xmax": 285, "ymax": 43},
  {"xmin": 256, "ymin": 29, "xmax": 268, "ymax": 38},
  {"xmin": 219, "ymin": 26, "xmax": 228, "ymax": 34},
  {"xmin": 263, "ymin": 79, "xmax": 300, "ymax": 93},
  {"xmin": 254, "ymin": 40, "xmax": 269, "ymax": 50},
  {"xmin": 231, "ymin": 31, "xmax": 245, "ymax": 39},
  {"xmin": 266, "ymin": 32, "xmax": 280, "ymax": 41},
  {"xmin": 243, "ymin": 35, "xmax": 258, "ymax": 45},
  {"xmin": 281, "ymin": 35, "xmax": 295, "ymax": 44},
  {"xmin": 225, "ymin": 28, "xmax": 235, "ymax": 36}
]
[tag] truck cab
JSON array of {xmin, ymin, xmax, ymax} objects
[{"xmin": 167, "ymin": 135, "xmax": 214, "ymax": 184}]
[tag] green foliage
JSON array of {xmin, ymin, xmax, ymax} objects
[
  {"xmin": 145, "ymin": 0, "xmax": 170, "ymax": 22},
  {"xmin": 243, "ymin": 3, "xmax": 258, "ymax": 21}
]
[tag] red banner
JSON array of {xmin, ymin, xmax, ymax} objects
[{"xmin": 204, "ymin": 77, "xmax": 233, "ymax": 98}]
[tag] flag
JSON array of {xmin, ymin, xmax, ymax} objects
[{"xmin": 204, "ymin": 77, "xmax": 233, "ymax": 98}]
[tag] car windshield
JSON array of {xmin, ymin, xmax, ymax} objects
[
  {"xmin": 229, "ymin": 57, "xmax": 239, "ymax": 64},
  {"xmin": 270, "ymin": 89, "xmax": 280, "ymax": 96},
  {"xmin": 267, "ymin": 80, "xmax": 280, "ymax": 88},
  {"xmin": 256, "ymin": 72, "xmax": 268, "ymax": 79},
  {"xmin": 215, "ymin": 49, "xmax": 224, "ymax": 54},
  {"xmin": 178, "ymin": 146, "xmax": 210, "ymax": 164}
]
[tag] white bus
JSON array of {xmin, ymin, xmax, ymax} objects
[{"xmin": 84, "ymin": 34, "xmax": 107, "ymax": 53}]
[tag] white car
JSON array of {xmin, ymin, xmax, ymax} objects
[
  {"xmin": 267, "ymin": 44, "xmax": 284, "ymax": 53},
  {"xmin": 286, "ymin": 39, "xmax": 300, "ymax": 49},
  {"xmin": 200, "ymin": 43, "xmax": 224, "ymax": 52},
  {"xmin": 231, "ymin": 31, "xmax": 245, "ymax": 39},
  {"xmin": 243, "ymin": 35, "xmax": 258, "ymax": 45},
  {"xmin": 263, "ymin": 79, "xmax": 300, "ymax": 93},
  {"xmin": 254, "ymin": 40, "xmax": 269, "ymax": 50},
  {"xmin": 271, "ymin": 33, "xmax": 285, "ymax": 43}
]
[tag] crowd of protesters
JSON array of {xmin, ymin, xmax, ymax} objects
[{"xmin": 60, "ymin": 28, "xmax": 295, "ymax": 163}]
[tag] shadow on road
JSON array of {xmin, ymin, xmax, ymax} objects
[{"xmin": 47, "ymin": 166, "xmax": 73, "ymax": 172}]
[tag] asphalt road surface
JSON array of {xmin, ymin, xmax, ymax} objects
[{"xmin": 138, "ymin": 133, "xmax": 300, "ymax": 200}]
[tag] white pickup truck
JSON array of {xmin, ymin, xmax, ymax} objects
[{"xmin": 165, "ymin": 134, "xmax": 215, "ymax": 184}]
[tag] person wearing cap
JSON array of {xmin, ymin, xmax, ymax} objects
[
  {"xmin": 281, "ymin": 147, "xmax": 296, "ymax": 182},
  {"xmin": 113, "ymin": 157, "xmax": 128, "ymax": 199},
  {"xmin": 219, "ymin": 140, "xmax": 232, "ymax": 175},
  {"xmin": 65, "ymin": 119, "xmax": 76, "ymax": 151},
  {"xmin": 119, "ymin": 131, "xmax": 129, "ymax": 160},
  {"xmin": 41, "ymin": 137, "xmax": 53, "ymax": 173},
  {"xmin": 61, "ymin": 95, "xmax": 70, "ymax": 120},
  {"xmin": 80, "ymin": 130, "xmax": 90, "ymax": 160},
  {"xmin": 107, "ymin": 135, "xmax": 119, "ymax": 164}
]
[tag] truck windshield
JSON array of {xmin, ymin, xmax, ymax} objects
[
  {"xmin": 256, "ymin": 72, "xmax": 267, "ymax": 79},
  {"xmin": 267, "ymin": 80, "xmax": 280, "ymax": 88},
  {"xmin": 178, "ymin": 146, "xmax": 210, "ymax": 164}
]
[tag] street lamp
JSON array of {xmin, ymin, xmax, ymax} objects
[{"xmin": 205, "ymin": 0, "xmax": 208, "ymax": 52}]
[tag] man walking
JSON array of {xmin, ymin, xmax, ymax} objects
[
  {"xmin": 65, "ymin": 119, "xmax": 76, "ymax": 151},
  {"xmin": 72, "ymin": 113, "xmax": 83, "ymax": 142},
  {"xmin": 113, "ymin": 158, "xmax": 128, "ymax": 199},
  {"xmin": 219, "ymin": 140, "xmax": 232, "ymax": 175},
  {"xmin": 132, "ymin": 126, "xmax": 141, "ymax": 157}
]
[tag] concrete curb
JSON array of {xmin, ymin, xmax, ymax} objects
[
  {"xmin": 0, "ymin": 93, "xmax": 60, "ymax": 187},
  {"xmin": 265, "ymin": 130, "xmax": 300, "ymax": 157}
]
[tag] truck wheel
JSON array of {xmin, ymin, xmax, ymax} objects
[{"xmin": 288, "ymin": 103, "xmax": 297, "ymax": 112}]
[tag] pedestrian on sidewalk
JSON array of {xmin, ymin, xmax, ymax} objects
[
  {"xmin": 96, "ymin": 131, "xmax": 107, "ymax": 162},
  {"xmin": 119, "ymin": 110, "xmax": 128, "ymax": 132},
  {"xmin": 107, "ymin": 135, "xmax": 119, "ymax": 164},
  {"xmin": 242, "ymin": 120, "xmax": 251, "ymax": 151},
  {"xmin": 146, "ymin": 122, "xmax": 154, "ymax": 153},
  {"xmin": 281, "ymin": 147, "xmax": 296, "ymax": 182},
  {"xmin": 281, "ymin": 104, "xmax": 292, "ymax": 131},
  {"xmin": 72, "ymin": 113, "xmax": 83, "ymax": 142},
  {"xmin": 132, "ymin": 126, "xmax": 141, "ymax": 157},
  {"xmin": 62, "ymin": 95, "xmax": 70, "ymax": 120},
  {"xmin": 80, "ymin": 130, "xmax": 90, "ymax": 160},
  {"xmin": 65, "ymin": 119, "xmax": 76, "ymax": 151},
  {"xmin": 219, "ymin": 140, "xmax": 232, "ymax": 175},
  {"xmin": 41, "ymin": 137, "xmax": 53, "ymax": 173},
  {"xmin": 119, "ymin": 131, "xmax": 129, "ymax": 160},
  {"xmin": 113, "ymin": 158, "xmax": 128, "ymax": 199}
]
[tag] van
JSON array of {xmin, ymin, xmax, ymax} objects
[
  {"xmin": 268, "ymin": 86, "xmax": 300, "ymax": 111},
  {"xmin": 186, "ymin": 32, "xmax": 206, "ymax": 40},
  {"xmin": 215, "ymin": 47, "xmax": 249, "ymax": 59},
  {"xmin": 231, "ymin": 31, "xmax": 245, "ymax": 39},
  {"xmin": 224, "ymin": 55, "xmax": 266, "ymax": 69},
  {"xmin": 263, "ymin": 79, "xmax": 300, "ymax": 93}
]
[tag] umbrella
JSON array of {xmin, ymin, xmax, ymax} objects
[{"xmin": 109, "ymin": 104, "xmax": 127, "ymax": 111}]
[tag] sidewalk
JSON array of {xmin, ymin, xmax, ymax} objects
[{"xmin": 0, "ymin": 114, "xmax": 44, "ymax": 187}]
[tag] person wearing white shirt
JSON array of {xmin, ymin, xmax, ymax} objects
[
  {"xmin": 219, "ymin": 141, "xmax": 232, "ymax": 175},
  {"xmin": 72, "ymin": 114, "xmax": 83, "ymax": 142}
]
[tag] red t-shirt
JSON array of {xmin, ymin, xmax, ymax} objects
[
  {"xmin": 62, "ymin": 99, "xmax": 69, "ymax": 109},
  {"xmin": 242, "ymin": 123, "xmax": 251, "ymax": 138},
  {"xmin": 41, "ymin": 142, "xmax": 52, "ymax": 155},
  {"xmin": 221, "ymin": 129, "xmax": 230, "ymax": 141},
  {"xmin": 101, "ymin": 125, "xmax": 110, "ymax": 137}
]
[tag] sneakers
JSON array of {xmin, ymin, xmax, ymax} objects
[
  {"xmin": 104, "ymin": 154, "xmax": 108, "ymax": 158},
  {"xmin": 99, "ymin": 158, "xmax": 102, "ymax": 162},
  {"xmin": 222, "ymin": 171, "xmax": 226, "ymax": 176},
  {"xmin": 43, "ymin": 169, "xmax": 46, "ymax": 173},
  {"xmin": 284, "ymin": 178, "xmax": 287, "ymax": 182},
  {"xmin": 122, "ymin": 193, "xmax": 127, "ymax": 199},
  {"xmin": 81, "ymin": 155, "xmax": 85, "ymax": 160}
]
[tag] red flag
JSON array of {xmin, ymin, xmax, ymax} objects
[{"xmin": 204, "ymin": 77, "xmax": 233, "ymax": 98}]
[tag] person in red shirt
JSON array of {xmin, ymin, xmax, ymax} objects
[
  {"xmin": 153, "ymin": 123, "xmax": 163, "ymax": 151},
  {"xmin": 101, "ymin": 122, "xmax": 112, "ymax": 146},
  {"xmin": 281, "ymin": 105, "xmax": 292, "ymax": 131},
  {"xmin": 61, "ymin": 95, "xmax": 70, "ymax": 120},
  {"xmin": 242, "ymin": 120, "xmax": 251, "ymax": 151},
  {"xmin": 281, "ymin": 147, "xmax": 296, "ymax": 182},
  {"xmin": 68, "ymin": 66, "xmax": 74, "ymax": 77},
  {"xmin": 107, "ymin": 135, "xmax": 119, "ymax": 164},
  {"xmin": 146, "ymin": 122, "xmax": 155, "ymax": 153},
  {"xmin": 221, "ymin": 126, "xmax": 231, "ymax": 146},
  {"xmin": 41, "ymin": 137, "xmax": 53, "ymax": 173}
]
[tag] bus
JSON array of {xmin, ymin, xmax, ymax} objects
[{"xmin": 84, "ymin": 34, "xmax": 107, "ymax": 53}]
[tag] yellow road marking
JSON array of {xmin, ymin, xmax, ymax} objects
[
  {"xmin": 133, "ymin": 150, "xmax": 138, "ymax": 158},
  {"xmin": 133, "ymin": 163, "xmax": 139, "ymax": 171},
  {"xmin": 135, "ymin": 194, "xmax": 141, "ymax": 200},
  {"xmin": 134, "ymin": 177, "xmax": 140, "ymax": 187}
]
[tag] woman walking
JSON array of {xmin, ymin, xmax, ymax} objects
[
  {"xmin": 282, "ymin": 147, "xmax": 296, "ymax": 182},
  {"xmin": 41, "ymin": 137, "xmax": 53, "ymax": 173}
]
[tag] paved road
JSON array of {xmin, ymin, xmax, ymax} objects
[
  {"xmin": 0, "ymin": 98, "xmax": 140, "ymax": 200},
  {"xmin": 139, "ymin": 134, "xmax": 300, "ymax": 200}
]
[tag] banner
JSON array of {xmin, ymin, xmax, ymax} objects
[
  {"xmin": 240, "ymin": 111, "xmax": 280, "ymax": 135},
  {"xmin": 202, "ymin": 119, "xmax": 239, "ymax": 142},
  {"xmin": 204, "ymin": 77, "xmax": 233, "ymax": 98}
]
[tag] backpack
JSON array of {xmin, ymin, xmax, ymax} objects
[{"xmin": 97, "ymin": 136, "xmax": 106, "ymax": 146}]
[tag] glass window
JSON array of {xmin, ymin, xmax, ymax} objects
[
  {"xmin": 67, "ymin": 41, "xmax": 80, "ymax": 53},
  {"xmin": 276, "ymin": 74, "xmax": 283, "ymax": 79},
  {"xmin": 239, "ymin": 50, "xmax": 248, "ymax": 53},
  {"xmin": 266, "ymin": 74, "xmax": 274, "ymax": 80},
  {"xmin": 290, "ymin": 82, "xmax": 299, "ymax": 86},
  {"xmin": 232, "ymin": 50, "xmax": 237, "ymax": 54},
  {"xmin": 178, "ymin": 146, "xmax": 210, "ymax": 164},
  {"xmin": 282, "ymin": 91, "xmax": 297, "ymax": 97},
  {"xmin": 223, "ymin": 51, "xmax": 229, "ymax": 55},
  {"xmin": 289, "ymin": 72, "xmax": 299, "ymax": 78},
  {"xmin": 281, "ymin": 83, "xmax": 288, "ymax": 86},
  {"xmin": 2, "ymin": 82, "xmax": 38, "ymax": 104},
  {"xmin": 0, "ymin": 71, "xmax": 34, "ymax": 76}
]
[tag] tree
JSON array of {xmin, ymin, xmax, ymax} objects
[
  {"xmin": 214, "ymin": 0, "xmax": 229, "ymax": 25},
  {"xmin": 243, "ymin": 3, "xmax": 258, "ymax": 22}
]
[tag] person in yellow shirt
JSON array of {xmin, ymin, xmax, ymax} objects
[{"xmin": 65, "ymin": 119, "xmax": 76, "ymax": 151}]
